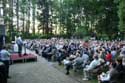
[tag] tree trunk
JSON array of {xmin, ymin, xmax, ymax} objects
[
  {"xmin": 26, "ymin": 0, "xmax": 30, "ymax": 34},
  {"xmin": 9, "ymin": 0, "xmax": 14, "ymax": 41},
  {"xmin": 16, "ymin": 0, "xmax": 19, "ymax": 32},
  {"xmin": 2, "ymin": 0, "xmax": 7, "ymax": 25},
  {"xmin": 22, "ymin": 12, "xmax": 25, "ymax": 33},
  {"xmin": 32, "ymin": 6, "xmax": 35, "ymax": 34},
  {"xmin": 45, "ymin": 1, "xmax": 49, "ymax": 34}
]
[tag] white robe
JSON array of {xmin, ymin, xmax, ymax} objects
[{"xmin": 13, "ymin": 43, "xmax": 18, "ymax": 52}]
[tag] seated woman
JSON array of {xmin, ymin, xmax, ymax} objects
[
  {"xmin": 98, "ymin": 61, "xmax": 117, "ymax": 83},
  {"xmin": 98, "ymin": 57, "xmax": 125, "ymax": 83}
]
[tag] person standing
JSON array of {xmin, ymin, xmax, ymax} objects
[
  {"xmin": 0, "ymin": 61, "xmax": 7, "ymax": 83},
  {"xmin": 16, "ymin": 36, "xmax": 23, "ymax": 57},
  {"xmin": 0, "ymin": 46, "xmax": 11, "ymax": 78}
]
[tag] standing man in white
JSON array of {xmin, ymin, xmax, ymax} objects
[{"xmin": 16, "ymin": 36, "xmax": 23, "ymax": 57}]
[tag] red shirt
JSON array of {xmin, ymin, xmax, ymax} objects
[{"xmin": 106, "ymin": 53, "xmax": 112, "ymax": 61}]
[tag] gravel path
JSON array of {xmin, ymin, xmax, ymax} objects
[{"xmin": 8, "ymin": 55, "xmax": 81, "ymax": 83}]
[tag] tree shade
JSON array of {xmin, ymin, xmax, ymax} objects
[{"xmin": 0, "ymin": 0, "xmax": 123, "ymax": 40}]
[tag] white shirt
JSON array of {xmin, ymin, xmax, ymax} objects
[
  {"xmin": 56, "ymin": 44, "xmax": 63, "ymax": 50},
  {"xmin": 63, "ymin": 59, "xmax": 70, "ymax": 65},
  {"xmin": 100, "ymin": 72, "xmax": 110, "ymax": 81},
  {"xmin": 13, "ymin": 43, "xmax": 18, "ymax": 52},
  {"xmin": 0, "ymin": 49, "xmax": 10, "ymax": 61},
  {"xmin": 82, "ymin": 53, "xmax": 89, "ymax": 63},
  {"xmin": 87, "ymin": 59, "xmax": 100, "ymax": 70},
  {"xmin": 111, "ymin": 50, "xmax": 117, "ymax": 57}
]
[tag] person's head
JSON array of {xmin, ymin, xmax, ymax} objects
[
  {"xmin": 93, "ymin": 55, "xmax": 98, "ymax": 60},
  {"xmin": 2, "ymin": 46, "xmax": 6, "ymax": 49},
  {"xmin": 116, "ymin": 56, "xmax": 122, "ymax": 65},
  {"xmin": 96, "ymin": 49, "xmax": 99, "ymax": 53},
  {"xmin": 18, "ymin": 36, "xmax": 21, "ymax": 39},
  {"xmin": 110, "ymin": 60, "xmax": 117, "ymax": 69},
  {"xmin": 84, "ymin": 51, "xmax": 88, "ymax": 55},
  {"xmin": 107, "ymin": 50, "xmax": 111, "ymax": 54},
  {"xmin": 76, "ymin": 50, "xmax": 80, "ymax": 54}
]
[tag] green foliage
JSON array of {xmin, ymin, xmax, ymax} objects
[
  {"xmin": 50, "ymin": 0, "xmax": 119, "ymax": 39},
  {"xmin": 2, "ymin": 0, "xmax": 123, "ymax": 40},
  {"xmin": 75, "ymin": 26, "xmax": 88, "ymax": 38},
  {"xmin": 20, "ymin": 0, "xmax": 28, "ymax": 14},
  {"xmin": 118, "ymin": 0, "xmax": 125, "ymax": 32},
  {"xmin": 23, "ymin": 33, "xmax": 70, "ymax": 39}
]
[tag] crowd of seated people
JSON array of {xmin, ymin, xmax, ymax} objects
[{"xmin": 24, "ymin": 38, "xmax": 125, "ymax": 82}]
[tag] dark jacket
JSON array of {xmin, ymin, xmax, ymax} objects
[{"xmin": 110, "ymin": 64, "xmax": 125, "ymax": 83}]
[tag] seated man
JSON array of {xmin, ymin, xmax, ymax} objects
[
  {"xmin": 73, "ymin": 51, "xmax": 89, "ymax": 72},
  {"xmin": 62, "ymin": 50, "xmax": 80, "ymax": 75},
  {"xmin": 83, "ymin": 55, "xmax": 100, "ymax": 80}
]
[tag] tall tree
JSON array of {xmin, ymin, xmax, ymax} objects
[
  {"xmin": 2, "ymin": 0, "xmax": 7, "ymax": 25},
  {"xmin": 37, "ymin": 0, "xmax": 50, "ymax": 34},
  {"xmin": 25, "ymin": 0, "xmax": 31, "ymax": 34},
  {"xmin": 16, "ymin": 0, "xmax": 19, "ymax": 32},
  {"xmin": 32, "ymin": 0, "xmax": 36, "ymax": 34},
  {"xmin": 20, "ymin": 0, "xmax": 27, "ymax": 34},
  {"xmin": 118, "ymin": 0, "xmax": 125, "ymax": 38},
  {"xmin": 9, "ymin": 0, "xmax": 14, "ymax": 40},
  {"xmin": 96, "ymin": 0, "xmax": 119, "ymax": 39}
]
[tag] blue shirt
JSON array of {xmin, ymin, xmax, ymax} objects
[{"xmin": 0, "ymin": 49, "xmax": 10, "ymax": 61}]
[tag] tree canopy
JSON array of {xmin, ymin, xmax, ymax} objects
[{"xmin": 1, "ymin": 0, "xmax": 124, "ymax": 40}]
